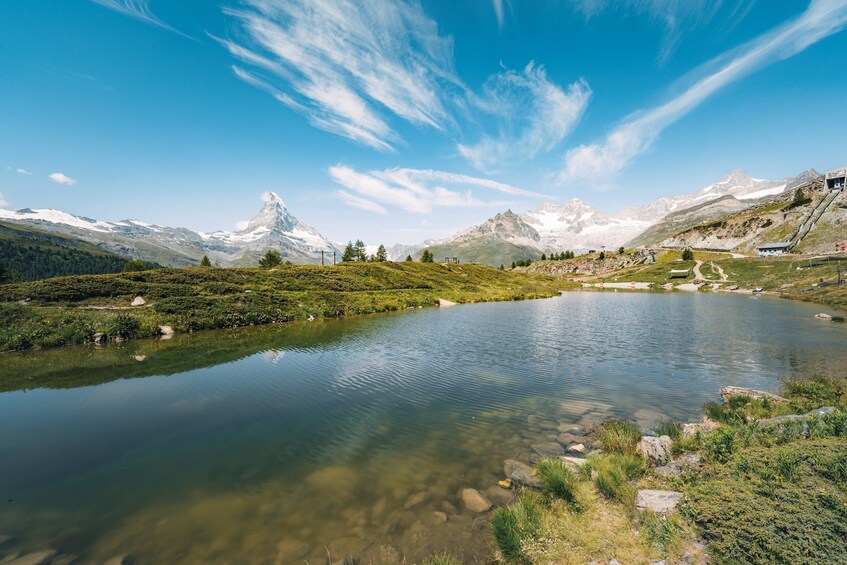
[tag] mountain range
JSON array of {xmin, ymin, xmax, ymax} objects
[
  {"xmin": 0, "ymin": 192, "xmax": 337, "ymax": 267},
  {"xmin": 0, "ymin": 169, "xmax": 819, "ymax": 267}
]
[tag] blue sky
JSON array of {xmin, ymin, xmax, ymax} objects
[{"xmin": 1, "ymin": 1, "xmax": 846, "ymax": 245}]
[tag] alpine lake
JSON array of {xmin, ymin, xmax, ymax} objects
[{"xmin": 1, "ymin": 291, "xmax": 846, "ymax": 563}]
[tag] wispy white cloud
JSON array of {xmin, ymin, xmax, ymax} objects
[
  {"xmin": 90, "ymin": 0, "xmax": 192, "ymax": 38},
  {"xmin": 329, "ymin": 166, "xmax": 540, "ymax": 214},
  {"xmin": 557, "ymin": 0, "xmax": 847, "ymax": 187},
  {"xmin": 221, "ymin": 0, "xmax": 463, "ymax": 151},
  {"xmin": 48, "ymin": 173, "xmax": 77, "ymax": 186},
  {"xmin": 459, "ymin": 62, "xmax": 591, "ymax": 173},
  {"xmin": 569, "ymin": 0, "xmax": 738, "ymax": 64},
  {"xmin": 15, "ymin": 168, "xmax": 32, "ymax": 176},
  {"xmin": 492, "ymin": 0, "xmax": 506, "ymax": 28}
]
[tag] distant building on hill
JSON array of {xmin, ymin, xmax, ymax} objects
[
  {"xmin": 757, "ymin": 242, "xmax": 792, "ymax": 256},
  {"xmin": 825, "ymin": 166, "xmax": 846, "ymax": 192}
]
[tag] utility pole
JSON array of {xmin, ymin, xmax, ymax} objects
[
  {"xmin": 333, "ymin": 251, "xmax": 336, "ymax": 265},
  {"xmin": 321, "ymin": 250, "xmax": 324, "ymax": 266}
]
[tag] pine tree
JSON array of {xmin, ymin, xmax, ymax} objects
[
  {"xmin": 499, "ymin": 264, "xmax": 504, "ymax": 270},
  {"xmin": 405, "ymin": 255, "xmax": 413, "ymax": 262},
  {"xmin": 342, "ymin": 242, "xmax": 356, "ymax": 262},
  {"xmin": 619, "ymin": 247, "xmax": 625, "ymax": 255},
  {"xmin": 598, "ymin": 251, "xmax": 605, "ymax": 260},
  {"xmin": 541, "ymin": 253, "xmax": 547, "ymax": 261},
  {"xmin": 511, "ymin": 261, "xmax": 516, "ymax": 269},
  {"xmin": 375, "ymin": 244, "xmax": 387, "ymax": 262},
  {"xmin": 682, "ymin": 248, "xmax": 694, "ymax": 261},
  {"xmin": 420, "ymin": 249, "xmax": 434, "ymax": 263},
  {"xmin": 200, "ymin": 255, "xmax": 212, "ymax": 267},
  {"xmin": 258, "ymin": 250, "xmax": 282, "ymax": 268},
  {"xmin": 354, "ymin": 240, "xmax": 367, "ymax": 262}
]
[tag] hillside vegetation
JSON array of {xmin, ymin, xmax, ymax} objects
[
  {"xmin": 0, "ymin": 221, "xmax": 139, "ymax": 280},
  {"xmin": 0, "ymin": 262, "xmax": 564, "ymax": 352}
]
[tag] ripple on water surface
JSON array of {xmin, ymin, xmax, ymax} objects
[{"xmin": 0, "ymin": 292, "xmax": 845, "ymax": 563}]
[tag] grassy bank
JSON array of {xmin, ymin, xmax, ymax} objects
[
  {"xmin": 488, "ymin": 376, "xmax": 847, "ymax": 564},
  {"xmin": 0, "ymin": 262, "xmax": 566, "ymax": 352}
]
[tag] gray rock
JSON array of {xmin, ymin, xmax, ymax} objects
[
  {"xmin": 430, "ymin": 511, "xmax": 448, "ymax": 524},
  {"xmin": 531, "ymin": 441, "xmax": 565, "ymax": 458},
  {"xmin": 654, "ymin": 462, "xmax": 683, "ymax": 477},
  {"xmin": 682, "ymin": 418, "xmax": 719, "ymax": 438},
  {"xmin": 504, "ymin": 459, "xmax": 542, "ymax": 489},
  {"xmin": 636, "ymin": 489, "xmax": 683, "ymax": 514},
  {"xmin": 471, "ymin": 516, "xmax": 488, "ymax": 531},
  {"xmin": 561, "ymin": 455, "xmax": 587, "ymax": 468},
  {"xmin": 557, "ymin": 424, "xmax": 583, "ymax": 434},
  {"xmin": 92, "ymin": 332, "xmax": 107, "ymax": 343},
  {"xmin": 462, "ymin": 488, "xmax": 493, "ymax": 513},
  {"xmin": 440, "ymin": 500, "xmax": 459, "ymax": 514},
  {"xmin": 484, "ymin": 485, "xmax": 516, "ymax": 507},
  {"xmin": 609, "ymin": 560, "xmax": 622, "ymax": 565},
  {"xmin": 4, "ymin": 551, "xmax": 57, "ymax": 565},
  {"xmin": 757, "ymin": 406, "xmax": 836, "ymax": 427},
  {"xmin": 677, "ymin": 452, "xmax": 702, "ymax": 467},
  {"xmin": 566, "ymin": 443, "xmax": 587, "ymax": 455},
  {"xmin": 637, "ymin": 435, "xmax": 673, "ymax": 466},
  {"xmin": 557, "ymin": 432, "xmax": 584, "ymax": 446},
  {"xmin": 720, "ymin": 386, "xmax": 787, "ymax": 403},
  {"xmin": 131, "ymin": 296, "xmax": 145, "ymax": 307}
]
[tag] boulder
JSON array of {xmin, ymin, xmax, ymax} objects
[
  {"xmin": 504, "ymin": 459, "xmax": 542, "ymax": 489},
  {"xmin": 131, "ymin": 296, "xmax": 145, "ymax": 307},
  {"xmin": 159, "ymin": 325, "xmax": 175, "ymax": 340},
  {"xmin": 757, "ymin": 406, "xmax": 836, "ymax": 428},
  {"xmin": 557, "ymin": 424, "xmax": 583, "ymax": 434},
  {"xmin": 677, "ymin": 452, "xmax": 702, "ymax": 467},
  {"xmin": 92, "ymin": 332, "xmax": 107, "ymax": 343},
  {"xmin": 636, "ymin": 490, "xmax": 682, "ymax": 514},
  {"xmin": 654, "ymin": 462, "xmax": 683, "ymax": 477},
  {"xmin": 462, "ymin": 488, "xmax": 493, "ymax": 513},
  {"xmin": 532, "ymin": 441, "xmax": 565, "ymax": 458},
  {"xmin": 637, "ymin": 435, "xmax": 673, "ymax": 466},
  {"xmin": 566, "ymin": 443, "xmax": 587, "ymax": 455},
  {"xmin": 719, "ymin": 386, "xmax": 787, "ymax": 403},
  {"xmin": 682, "ymin": 418, "xmax": 719, "ymax": 438},
  {"xmin": 379, "ymin": 545, "xmax": 403, "ymax": 564}
]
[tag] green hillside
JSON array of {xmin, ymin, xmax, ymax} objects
[
  {"xmin": 0, "ymin": 221, "xmax": 144, "ymax": 281},
  {"xmin": 0, "ymin": 261, "xmax": 565, "ymax": 351}
]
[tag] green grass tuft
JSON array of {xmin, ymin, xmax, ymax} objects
[
  {"xmin": 422, "ymin": 551, "xmax": 462, "ymax": 565},
  {"xmin": 491, "ymin": 491, "xmax": 545, "ymax": 565},
  {"xmin": 536, "ymin": 458, "xmax": 585, "ymax": 511},
  {"xmin": 640, "ymin": 511, "xmax": 685, "ymax": 557},
  {"xmin": 594, "ymin": 419, "xmax": 642, "ymax": 456}
]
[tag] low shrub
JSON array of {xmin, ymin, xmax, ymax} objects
[
  {"xmin": 589, "ymin": 455, "xmax": 637, "ymax": 505},
  {"xmin": 656, "ymin": 420, "xmax": 682, "ymax": 441},
  {"xmin": 703, "ymin": 426, "xmax": 736, "ymax": 463},
  {"xmin": 536, "ymin": 458, "xmax": 584, "ymax": 511},
  {"xmin": 594, "ymin": 419, "xmax": 642, "ymax": 455},
  {"xmin": 107, "ymin": 314, "xmax": 141, "ymax": 340}
]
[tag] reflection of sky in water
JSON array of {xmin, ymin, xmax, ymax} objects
[{"xmin": 0, "ymin": 293, "xmax": 845, "ymax": 563}]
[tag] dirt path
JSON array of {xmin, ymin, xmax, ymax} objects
[
  {"xmin": 693, "ymin": 260, "xmax": 704, "ymax": 280},
  {"xmin": 713, "ymin": 262, "xmax": 729, "ymax": 282}
]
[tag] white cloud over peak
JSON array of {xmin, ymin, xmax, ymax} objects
[
  {"xmin": 459, "ymin": 63, "xmax": 591, "ymax": 173},
  {"xmin": 557, "ymin": 0, "xmax": 847, "ymax": 187},
  {"xmin": 221, "ymin": 0, "xmax": 463, "ymax": 152},
  {"xmin": 329, "ymin": 166, "xmax": 541, "ymax": 214},
  {"xmin": 48, "ymin": 173, "xmax": 77, "ymax": 186}
]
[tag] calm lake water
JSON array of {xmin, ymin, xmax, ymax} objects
[{"xmin": 1, "ymin": 292, "xmax": 845, "ymax": 563}]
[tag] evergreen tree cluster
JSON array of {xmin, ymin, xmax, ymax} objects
[
  {"xmin": 420, "ymin": 249, "xmax": 434, "ymax": 263},
  {"xmin": 0, "ymin": 222, "xmax": 157, "ymax": 281},
  {"xmin": 342, "ymin": 240, "xmax": 390, "ymax": 262},
  {"xmin": 547, "ymin": 251, "xmax": 575, "ymax": 260}
]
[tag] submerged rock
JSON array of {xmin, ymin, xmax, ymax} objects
[
  {"xmin": 637, "ymin": 435, "xmax": 673, "ymax": 466},
  {"xmin": 5, "ymin": 551, "xmax": 57, "ymax": 565},
  {"xmin": 636, "ymin": 489, "xmax": 682, "ymax": 514},
  {"xmin": 484, "ymin": 485, "xmax": 516, "ymax": 506},
  {"xmin": 532, "ymin": 441, "xmax": 565, "ymax": 458},
  {"xmin": 277, "ymin": 540, "xmax": 312, "ymax": 562},
  {"xmin": 403, "ymin": 491, "xmax": 428, "ymax": 510},
  {"xmin": 462, "ymin": 488, "xmax": 493, "ymax": 513},
  {"xmin": 527, "ymin": 415, "xmax": 558, "ymax": 430}
]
